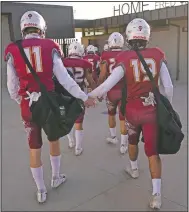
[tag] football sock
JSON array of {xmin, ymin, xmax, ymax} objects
[
  {"xmin": 130, "ymin": 160, "xmax": 138, "ymax": 170},
  {"xmin": 109, "ymin": 127, "xmax": 116, "ymax": 137},
  {"xmin": 30, "ymin": 166, "xmax": 46, "ymax": 191},
  {"xmin": 152, "ymin": 179, "xmax": 161, "ymax": 195},
  {"xmin": 50, "ymin": 155, "xmax": 61, "ymax": 178},
  {"xmin": 75, "ymin": 130, "xmax": 83, "ymax": 149},
  {"xmin": 67, "ymin": 127, "xmax": 74, "ymax": 142},
  {"xmin": 121, "ymin": 134, "xmax": 128, "ymax": 146}
]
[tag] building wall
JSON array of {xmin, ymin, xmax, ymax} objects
[
  {"xmin": 170, "ymin": 19, "xmax": 187, "ymax": 83},
  {"xmin": 2, "ymin": 2, "xmax": 74, "ymax": 40},
  {"xmin": 2, "ymin": 15, "xmax": 11, "ymax": 88}
]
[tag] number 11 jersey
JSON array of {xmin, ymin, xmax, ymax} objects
[{"xmin": 4, "ymin": 38, "xmax": 63, "ymax": 97}]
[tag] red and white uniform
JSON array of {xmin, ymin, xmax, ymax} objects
[
  {"xmin": 4, "ymin": 34, "xmax": 88, "ymax": 149},
  {"xmin": 63, "ymin": 57, "xmax": 92, "ymax": 123},
  {"xmin": 100, "ymin": 50, "xmax": 124, "ymax": 120},
  {"xmin": 89, "ymin": 47, "xmax": 173, "ymax": 157},
  {"xmin": 83, "ymin": 54, "xmax": 100, "ymax": 83}
]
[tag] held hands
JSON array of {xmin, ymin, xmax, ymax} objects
[{"xmin": 84, "ymin": 96, "xmax": 96, "ymax": 108}]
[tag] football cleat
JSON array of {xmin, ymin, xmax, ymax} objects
[{"xmin": 51, "ymin": 174, "xmax": 67, "ymax": 188}]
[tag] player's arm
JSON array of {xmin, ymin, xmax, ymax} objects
[
  {"xmin": 88, "ymin": 65, "xmax": 124, "ymax": 98},
  {"xmin": 159, "ymin": 61, "xmax": 173, "ymax": 103},
  {"xmin": 97, "ymin": 61, "xmax": 108, "ymax": 86},
  {"xmin": 6, "ymin": 57, "xmax": 21, "ymax": 104},
  {"xmin": 53, "ymin": 52, "xmax": 88, "ymax": 102},
  {"xmin": 85, "ymin": 68, "xmax": 96, "ymax": 90}
]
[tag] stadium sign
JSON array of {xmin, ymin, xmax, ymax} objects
[{"xmin": 113, "ymin": 2, "xmax": 188, "ymax": 16}]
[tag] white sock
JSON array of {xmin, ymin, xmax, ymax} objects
[
  {"xmin": 75, "ymin": 130, "xmax": 83, "ymax": 149},
  {"xmin": 121, "ymin": 134, "xmax": 128, "ymax": 146},
  {"xmin": 50, "ymin": 155, "xmax": 61, "ymax": 178},
  {"xmin": 30, "ymin": 166, "xmax": 46, "ymax": 191},
  {"xmin": 67, "ymin": 128, "xmax": 74, "ymax": 142},
  {"xmin": 109, "ymin": 127, "xmax": 116, "ymax": 137},
  {"xmin": 130, "ymin": 160, "xmax": 138, "ymax": 170},
  {"xmin": 152, "ymin": 178, "xmax": 161, "ymax": 195}
]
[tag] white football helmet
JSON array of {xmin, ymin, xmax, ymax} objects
[
  {"xmin": 94, "ymin": 46, "xmax": 98, "ymax": 52},
  {"xmin": 68, "ymin": 41, "xmax": 84, "ymax": 57},
  {"xmin": 103, "ymin": 44, "xmax": 109, "ymax": 51},
  {"xmin": 20, "ymin": 11, "xmax": 46, "ymax": 37},
  {"xmin": 126, "ymin": 18, "xmax": 150, "ymax": 42},
  {"xmin": 108, "ymin": 32, "xmax": 124, "ymax": 49},
  {"xmin": 86, "ymin": 45, "xmax": 95, "ymax": 54}
]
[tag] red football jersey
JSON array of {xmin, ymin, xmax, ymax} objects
[
  {"xmin": 4, "ymin": 39, "xmax": 63, "ymax": 97},
  {"xmin": 83, "ymin": 54, "xmax": 100, "ymax": 82},
  {"xmin": 101, "ymin": 50, "xmax": 123, "ymax": 90},
  {"xmin": 63, "ymin": 57, "xmax": 92, "ymax": 89},
  {"xmin": 115, "ymin": 47, "xmax": 166, "ymax": 100}
]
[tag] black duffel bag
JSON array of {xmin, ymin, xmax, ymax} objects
[
  {"xmin": 135, "ymin": 49, "xmax": 184, "ymax": 154},
  {"xmin": 16, "ymin": 40, "xmax": 84, "ymax": 141}
]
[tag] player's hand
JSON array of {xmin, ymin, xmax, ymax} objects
[
  {"xmin": 97, "ymin": 96, "xmax": 104, "ymax": 102},
  {"xmin": 84, "ymin": 97, "xmax": 96, "ymax": 108}
]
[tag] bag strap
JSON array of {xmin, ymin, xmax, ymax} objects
[
  {"xmin": 134, "ymin": 49, "xmax": 160, "ymax": 97},
  {"xmin": 120, "ymin": 65, "xmax": 127, "ymax": 116},
  {"xmin": 15, "ymin": 40, "xmax": 46, "ymax": 93}
]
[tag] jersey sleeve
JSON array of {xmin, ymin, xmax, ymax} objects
[
  {"xmin": 52, "ymin": 41, "xmax": 64, "ymax": 58},
  {"xmin": 155, "ymin": 47, "xmax": 167, "ymax": 63},
  {"xmin": 4, "ymin": 43, "xmax": 14, "ymax": 62}
]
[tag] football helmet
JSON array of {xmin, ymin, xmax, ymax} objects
[
  {"xmin": 86, "ymin": 45, "xmax": 95, "ymax": 54},
  {"xmin": 125, "ymin": 18, "xmax": 151, "ymax": 42},
  {"xmin": 68, "ymin": 41, "xmax": 84, "ymax": 57},
  {"xmin": 20, "ymin": 11, "xmax": 47, "ymax": 37},
  {"xmin": 108, "ymin": 32, "xmax": 124, "ymax": 49},
  {"xmin": 94, "ymin": 46, "xmax": 98, "ymax": 52},
  {"xmin": 103, "ymin": 44, "xmax": 109, "ymax": 51}
]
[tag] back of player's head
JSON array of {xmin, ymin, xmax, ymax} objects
[
  {"xmin": 108, "ymin": 32, "xmax": 124, "ymax": 50},
  {"xmin": 68, "ymin": 41, "xmax": 84, "ymax": 57},
  {"xmin": 20, "ymin": 11, "xmax": 47, "ymax": 38},
  {"xmin": 125, "ymin": 18, "xmax": 150, "ymax": 50},
  {"xmin": 86, "ymin": 45, "xmax": 95, "ymax": 54}
]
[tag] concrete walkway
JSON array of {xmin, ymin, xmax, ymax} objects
[{"xmin": 2, "ymin": 84, "xmax": 188, "ymax": 211}]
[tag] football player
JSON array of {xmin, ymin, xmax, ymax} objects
[
  {"xmin": 64, "ymin": 41, "xmax": 96, "ymax": 156},
  {"xmin": 83, "ymin": 45, "xmax": 100, "ymax": 83},
  {"xmin": 98, "ymin": 32, "xmax": 128, "ymax": 154},
  {"xmin": 4, "ymin": 11, "xmax": 95, "ymax": 203},
  {"xmin": 88, "ymin": 18, "xmax": 173, "ymax": 209}
]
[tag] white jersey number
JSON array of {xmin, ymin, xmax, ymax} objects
[
  {"xmin": 67, "ymin": 67, "xmax": 84, "ymax": 83},
  {"xmin": 131, "ymin": 58, "xmax": 157, "ymax": 82},
  {"xmin": 109, "ymin": 58, "xmax": 116, "ymax": 74},
  {"xmin": 24, "ymin": 46, "xmax": 43, "ymax": 73},
  {"xmin": 87, "ymin": 59, "xmax": 94, "ymax": 71}
]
